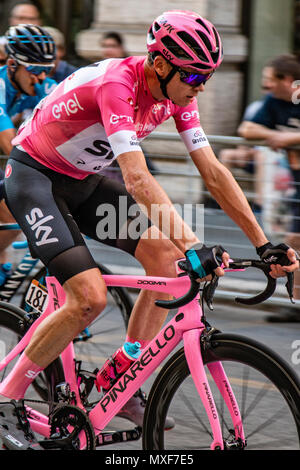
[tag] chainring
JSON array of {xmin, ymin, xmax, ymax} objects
[{"xmin": 49, "ymin": 404, "xmax": 96, "ymax": 450}]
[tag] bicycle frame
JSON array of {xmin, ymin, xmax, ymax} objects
[{"xmin": 0, "ymin": 273, "xmax": 245, "ymax": 450}]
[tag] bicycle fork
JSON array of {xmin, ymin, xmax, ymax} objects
[{"xmin": 183, "ymin": 329, "xmax": 246, "ymax": 450}]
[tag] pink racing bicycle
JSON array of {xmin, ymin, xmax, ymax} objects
[{"xmin": 0, "ymin": 258, "xmax": 299, "ymax": 450}]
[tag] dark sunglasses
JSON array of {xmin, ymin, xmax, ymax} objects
[
  {"xmin": 25, "ymin": 64, "xmax": 53, "ymax": 76},
  {"xmin": 176, "ymin": 67, "xmax": 214, "ymax": 87}
]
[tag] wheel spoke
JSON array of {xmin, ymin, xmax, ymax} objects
[
  {"xmin": 245, "ymin": 405, "xmax": 287, "ymax": 439},
  {"xmin": 242, "ymin": 382, "xmax": 273, "ymax": 420},
  {"xmin": 178, "ymin": 389, "xmax": 213, "ymax": 438}
]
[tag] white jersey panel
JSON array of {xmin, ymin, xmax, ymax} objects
[
  {"xmin": 63, "ymin": 59, "xmax": 114, "ymax": 94},
  {"xmin": 55, "ymin": 122, "xmax": 116, "ymax": 173}
]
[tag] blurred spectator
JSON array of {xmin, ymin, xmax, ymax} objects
[
  {"xmin": 43, "ymin": 26, "xmax": 77, "ymax": 82},
  {"xmin": 219, "ymin": 77, "xmax": 271, "ymax": 213},
  {"xmin": 100, "ymin": 31, "xmax": 127, "ymax": 59},
  {"xmin": 239, "ymin": 54, "xmax": 300, "ymax": 320},
  {"xmin": 9, "ymin": 2, "xmax": 41, "ymax": 26}
]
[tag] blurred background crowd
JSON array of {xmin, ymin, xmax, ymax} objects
[{"xmin": 1, "ymin": 0, "xmax": 300, "ymax": 317}]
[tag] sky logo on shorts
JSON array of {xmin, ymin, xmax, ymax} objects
[{"xmin": 25, "ymin": 208, "xmax": 59, "ymax": 246}]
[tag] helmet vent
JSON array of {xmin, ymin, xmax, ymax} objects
[
  {"xmin": 192, "ymin": 62, "xmax": 214, "ymax": 70},
  {"xmin": 195, "ymin": 30, "xmax": 213, "ymax": 54},
  {"xmin": 177, "ymin": 31, "xmax": 208, "ymax": 62},
  {"xmin": 195, "ymin": 18, "xmax": 211, "ymax": 35},
  {"xmin": 161, "ymin": 35, "xmax": 192, "ymax": 60},
  {"xmin": 147, "ymin": 26, "xmax": 156, "ymax": 45},
  {"xmin": 210, "ymin": 27, "xmax": 221, "ymax": 63}
]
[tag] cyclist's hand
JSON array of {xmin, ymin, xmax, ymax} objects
[
  {"xmin": 185, "ymin": 244, "xmax": 230, "ymax": 281},
  {"xmin": 256, "ymin": 242, "xmax": 299, "ymax": 279},
  {"xmin": 33, "ymin": 81, "xmax": 45, "ymax": 100}
]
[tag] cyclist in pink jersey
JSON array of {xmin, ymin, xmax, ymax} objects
[
  {"xmin": 0, "ymin": 10, "xmax": 298, "ymax": 450},
  {"xmin": 13, "ymin": 55, "xmax": 205, "ymax": 178}
]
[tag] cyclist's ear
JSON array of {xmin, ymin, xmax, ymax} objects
[
  {"xmin": 7, "ymin": 58, "xmax": 17, "ymax": 71},
  {"xmin": 153, "ymin": 55, "xmax": 169, "ymax": 78}
]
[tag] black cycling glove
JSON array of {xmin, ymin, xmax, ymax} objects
[
  {"xmin": 256, "ymin": 242, "xmax": 297, "ymax": 266},
  {"xmin": 185, "ymin": 243, "xmax": 226, "ymax": 278}
]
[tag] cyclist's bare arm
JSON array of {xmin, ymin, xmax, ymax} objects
[
  {"xmin": 118, "ymin": 150, "xmax": 229, "ymax": 277},
  {"xmin": 190, "ymin": 145, "xmax": 299, "ymax": 276},
  {"xmin": 191, "ymin": 145, "xmax": 267, "ymax": 247},
  {"xmin": 0, "ymin": 128, "xmax": 15, "ymax": 156},
  {"xmin": 118, "ymin": 150, "xmax": 199, "ymax": 253}
]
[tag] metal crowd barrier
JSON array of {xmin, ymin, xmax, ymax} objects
[{"xmin": 0, "ymin": 132, "xmax": 299, "ymax": 309}]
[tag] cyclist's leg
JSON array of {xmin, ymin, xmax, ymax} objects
[
  {"xmin": 128, "ymin": 229, "xmax": 183, "ymax": 341},
  {"xmin": 73, "ymin": 175, "xmax": 184, "ymax": 343},
  {"xmin": 68, "ymin": 174, "xmax": 180, "ymax": 428},
  {"xmin": 25, "ymin": 267, "xmax": 107, "ymax": 367}
]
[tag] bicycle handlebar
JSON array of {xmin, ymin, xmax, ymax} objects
[{"xmin": 155, "ymin": 259, "xmax": 294, "ymax": 310}]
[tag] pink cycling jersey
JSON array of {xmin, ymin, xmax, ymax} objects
[{"xmin": 12, "ymin": 56, "xmax": 210, "ymax": 179}]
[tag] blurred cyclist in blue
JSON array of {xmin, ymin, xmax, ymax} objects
[{"xmin": 0, "ymin": 24, "xmax": 57, "ymax": 261}]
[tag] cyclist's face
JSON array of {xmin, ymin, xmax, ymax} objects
[
  {"xmin": 100, "ymin": 38, "xmax": 125, "ymax": 59},
  {"xmin": 13, "ymin": 65, "xmax": 47, "ymax": 95}
]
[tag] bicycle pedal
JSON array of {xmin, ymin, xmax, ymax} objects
[{"xmin": 96, "ymin": 427, "xmax": 142, "ymax": 447}]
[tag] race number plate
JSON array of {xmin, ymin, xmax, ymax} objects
[{"xmin": 25, "ymin": 279, "xmax": 49, "ymax": 313}]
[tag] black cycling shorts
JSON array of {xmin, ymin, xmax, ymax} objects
[{"xmin": 5, "ymin": 148, "xmax": 152, "ymax": 284}]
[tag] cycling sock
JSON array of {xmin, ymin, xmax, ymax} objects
[
  {"xmin": 0, "ymin": 352, "xmax": 43, "ymax": 400},
  {"xmin": 126, "ymin": 335, "xmax": 150, "ymax": 350}
]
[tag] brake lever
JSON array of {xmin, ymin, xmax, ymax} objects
[
  {"xmin": 202, "ymin": 274, "xmax": 219, "ymax": 311},
  {"xmin": 285, "ymin": 272, "xmax": 295, "ymax": 304}
]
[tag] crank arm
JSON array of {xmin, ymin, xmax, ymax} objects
[{"xmin": 96, "ymin": 426, "xmax": 142, "ymax": 447}]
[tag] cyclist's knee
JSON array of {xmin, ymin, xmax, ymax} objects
[
  {"xmin": 68, "ymin": 290, "xmax": 107, "ymax": 328},
  {"xmin": 64, "ymin": 270, "xmax": 107, "ymax": 327}
]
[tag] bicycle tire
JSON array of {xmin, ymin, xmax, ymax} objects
[
  {"xmin": 0, "ymin": 301, "xmax": 64, "ymax": 405},
  {"xmin": 143, "ymin": 332, "xmax": 300, "ymax": 450}
]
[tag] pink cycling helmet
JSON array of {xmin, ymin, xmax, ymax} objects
[{"xmin": 147, "ymin": 10, "xmax": 223, "ymax": 72}]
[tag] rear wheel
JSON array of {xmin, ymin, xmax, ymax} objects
[{"xmin": 143, "ymin": 333, "xmax": 300, "ymax": 450}]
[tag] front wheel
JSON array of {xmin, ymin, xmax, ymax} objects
[{"xmin": 143, "ymin": 333, "xmax": 300, "ymax": 450}]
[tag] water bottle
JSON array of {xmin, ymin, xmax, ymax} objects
[
  {"xmin": 0, "ymin": 263, "xmax": 12, "ymax": 286},
  {"xmin": 95, "ymin": 341, "xmax": 141, "ymax": 392}
]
